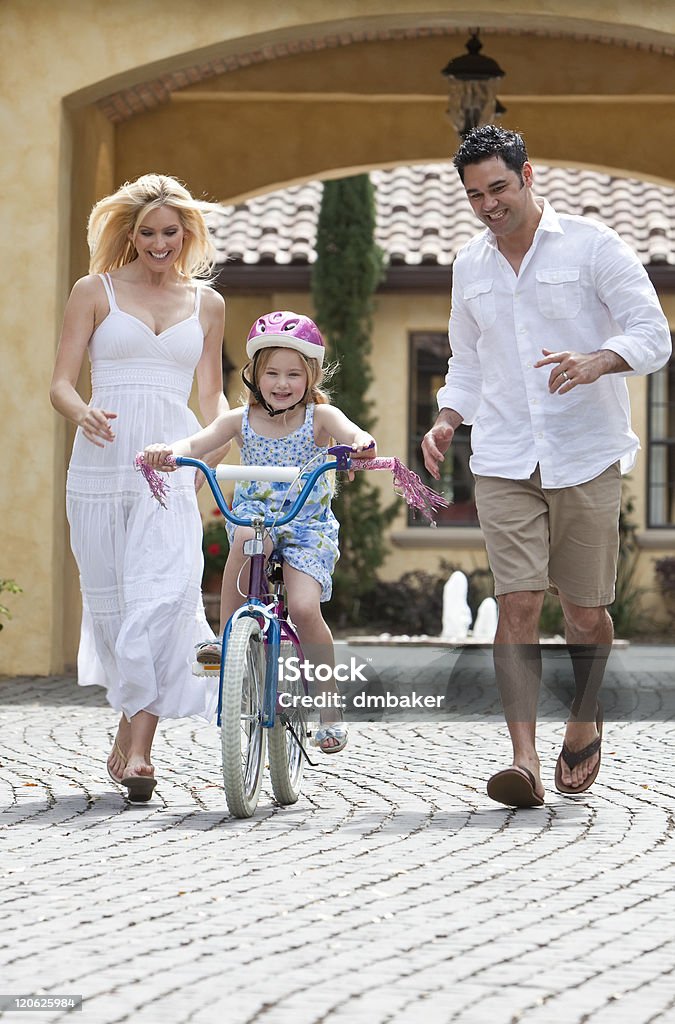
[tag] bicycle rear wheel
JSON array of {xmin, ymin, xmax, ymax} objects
[
  {"xmin": 221, "ymin": 616, "xmax": 266, "ymax": 818},
  {"xmin": 268, "ymin": 638, "xmax": 307, "ymax": 805}
]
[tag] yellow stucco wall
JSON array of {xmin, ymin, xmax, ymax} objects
[
  {"xmin": 114, "ymin": 33, "xmax": 675, "ymax": 200},
  {"xmin": 1, "ymin": 0, "xmax": 674, "ymax": 674}
]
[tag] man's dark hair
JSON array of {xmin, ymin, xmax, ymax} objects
[{"xmin": 453, "ymin": 125, "xmax": 528, "ymax": 182}]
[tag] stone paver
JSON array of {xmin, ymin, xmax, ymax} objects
[{"xmin": 1, "ymin": 646, "xmax": 675, "ymax": 1024}]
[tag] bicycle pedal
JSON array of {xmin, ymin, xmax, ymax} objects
[{"xmin": 192, "ymin": 661, "xmax": 220, "ymax": 676}]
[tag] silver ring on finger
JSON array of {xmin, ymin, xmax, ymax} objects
[{"xmin": 561, "ymin": 370, "xmax": 569, "ymax": 381}]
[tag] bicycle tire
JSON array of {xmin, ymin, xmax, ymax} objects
[
  {"xmin": 268, "ymin": 638, "xmax": 307, "ymax": 805},
  {"xmin": 221, "ymin": 616, "xmax": 267, "ymax": 818}
]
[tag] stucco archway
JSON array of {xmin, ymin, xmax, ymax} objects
[{"xmin": 2, "ymin": 0, "xmax": 674, "ymax": 674}]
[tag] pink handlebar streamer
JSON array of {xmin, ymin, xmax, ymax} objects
[
  {"xmin": 134, "ymin": 453, "xmax": 449, "ymax": 524},
  {"xmin": 352, "ymin": 457, "xmax": 450, "ymax": 524},
  {"xmin": 134, "ymin": 453, "xmax": 176, "ymax": 509}
]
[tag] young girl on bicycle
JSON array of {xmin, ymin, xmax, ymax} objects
[{"xmin": 143, "ymin": 310, "xmax": 377, "ymax": 754}]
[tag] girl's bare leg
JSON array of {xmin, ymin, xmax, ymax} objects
[
  {"xmin": 218, "ymin": 527, "xmax": 273, "ymax": 632},
  {"xmin": 283, "ymin": 565, "xmax": 343, "ymax": 751}
]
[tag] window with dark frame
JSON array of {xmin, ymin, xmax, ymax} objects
[
  {"xmin": 648, "ymin": 347, "xmax": 675, "ymax": 527},
  {"xmin": 408, "ymin": 331, "xmax": 478, "ymax": 526}
]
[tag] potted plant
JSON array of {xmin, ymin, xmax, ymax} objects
[
  {"xmin": 0, "ymin": 578, "xmax": 22, "ymax": 632},
  {"xmin": 655, "ymin": 556, "xmax": 675, "ymax": 626}
]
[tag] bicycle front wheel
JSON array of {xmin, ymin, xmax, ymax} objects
[
  {"xmin": 221, "ymin": 616, "xmax": 267, "ymax": 818},
  {"xmin": 268, "ymin": 638, "xmax": 308, "ymax": 805}
]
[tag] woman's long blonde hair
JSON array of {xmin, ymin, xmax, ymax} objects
[{"xmin": 87, "ymin": 173, "xmax": 219, "ymax": 280}]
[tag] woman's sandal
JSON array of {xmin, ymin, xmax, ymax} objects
[
  {"xmin": 108, "ymin": 739, "xmax": 157, "ymax": 802},
  {"xmin": 106, "ymin": 740, "xmax": 127, "ymax": 786},
  {"xmin": 312, "ymin": 723, "xmax": 349, "ymax": 755},
  {"xmin": 120, "ymin": 772, "xmax": 157, "ymax": 803},
  {"xmin": 555, "ymin": 705, "xmax": 603, "ymax": 795}
]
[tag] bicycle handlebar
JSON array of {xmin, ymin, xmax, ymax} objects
[
  {"xmin": 215, "ymin": 464, "xmax": 299, "ymax": 483},
  {"xmin": 176, "ymin": 443, "xmax": 362, "ymax": 528},
  {"xmin": 137, "ymin": 440, "xmax": 448, "ymax": 524}
]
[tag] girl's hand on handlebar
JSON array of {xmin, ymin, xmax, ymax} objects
[
  {"xmin": 350, "ymin": 433, "xmax": 377, "ymax": 456},
  {"xmin": 79, "ymin": 407, "xmax": 117, "ymax": 447},
  {"xmin": 347, "ymin": 433, "xmax": 376, "ymax": 480},
  {"xmin": 143, "ymin": 443, "xmax": 178, "ymax": 472}
]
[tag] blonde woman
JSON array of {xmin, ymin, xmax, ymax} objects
[{"xmin": 51, "ymin": 174, "xmax": 229, "ymax": 801}]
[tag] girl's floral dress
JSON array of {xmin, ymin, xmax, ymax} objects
[{"xmin": 226, "ymin": 403, "xmax": 339, "ymax": 600}]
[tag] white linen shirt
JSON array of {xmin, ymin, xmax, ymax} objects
[{"xmin": 437, "ymin": 199, "xmax": 672, "ymax": 487}]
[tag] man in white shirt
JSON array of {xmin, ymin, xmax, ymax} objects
[{"xmin": 422, "ymin": 125, "xmax": 671, "ymax": 808}]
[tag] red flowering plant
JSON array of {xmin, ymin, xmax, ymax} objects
[{"xmin": 202, "ymin": 507, "xmax": 230, "ymax": 581}]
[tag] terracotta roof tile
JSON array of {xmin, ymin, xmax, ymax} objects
[{"xmin": 210, "ymin": 164, "xmax": 675, "ymax": 269}]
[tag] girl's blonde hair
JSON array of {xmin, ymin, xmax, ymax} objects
[
  {"xmin": 87, "ymin": 173, "xmax": 219, "ymax": 279},
  {"xmin": 243, "ymin": 347, "xmax": 334, "ymax": 408}
]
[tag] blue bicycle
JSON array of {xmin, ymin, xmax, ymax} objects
[{"xmin": 176, "ymin": 444, "xmax": 356, "ymax": 818}]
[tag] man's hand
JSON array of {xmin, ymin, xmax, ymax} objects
[
  {"xmin": 535, "ymin": 348, "xmax": 632, "ymax": 394},
  {"xmin": 421, "ymin": 410, "xmax": 462, "ymax": 480}
]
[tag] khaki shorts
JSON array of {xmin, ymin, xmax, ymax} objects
[{"xmin": 474, "ymin": 463, "xmax": 621, "ymax": 607}]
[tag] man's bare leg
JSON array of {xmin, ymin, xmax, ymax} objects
[
  {"xmin": 493, "ymin": 590, "xmax": 546, "ymax": 800},
  {"xmin": 558, "ymin": 598, "xmax": 611, "ymax": 789}
]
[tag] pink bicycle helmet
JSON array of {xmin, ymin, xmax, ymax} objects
[{"xmin": 246, "ymin": 311, "xmax": 325, "ymax": 367}]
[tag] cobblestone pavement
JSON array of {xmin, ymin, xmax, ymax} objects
[{"xmin": 1, "ymin": 647, "xmax": 675, "ymax": 1024}]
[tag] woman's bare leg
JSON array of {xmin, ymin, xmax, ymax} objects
[
  {"xmin": 107, "ymin": 709, "xmax": 157, "ymax": 779},
  {"xmin": 107, "ymin": 714, "xmax": 131, "ymax": 781},
  {"xmin": 124, "ymin": 711, "xmax": 158, "ymax": 778}
]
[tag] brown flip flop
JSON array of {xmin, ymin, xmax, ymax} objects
[
  {"xmin": 108, "ymin": 738, "xmax": 156, "ymax": 802},
  {"xmin": 555, "ymin": 705, "xmax": 603, "ymax": 795},
  {"xmin": 487, "ymin": 766, "xmax": 544, "ymax": 808},
  {"xmin": 106, "ymin": 739, "xmax": 127, "ymax": 786},
  {"xmin": 120, "ymin": 773, "xmax": 157, "ymax": 803}
]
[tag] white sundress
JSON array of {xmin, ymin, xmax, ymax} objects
[{"xmin": 65, "ymin": 272, "xmax": 217, "ymax": 721}]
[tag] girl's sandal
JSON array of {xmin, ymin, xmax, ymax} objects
[
  {"xmin": 195, "ymin": 639, "xmax": 222, "ymax": 665},
  {"xmin": 193, "ymin": 639, "xmax": 222, "ymax": 676},
  {"xmin": 312, "ymin": 724, "xmax": 349, "ymax": 755}
]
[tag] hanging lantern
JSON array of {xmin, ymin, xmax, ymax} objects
[{"xmin": 441, "ymin": 30, "xmax": 507, "ymax": 140}]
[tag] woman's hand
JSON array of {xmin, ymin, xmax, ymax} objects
[
  {"xmin": 78, "ymin": 407, "xmax": 117, "ymax": 448},
  {"xmin": 142, "ymin": 443, "xmax": 178, "ymax": 471}
]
